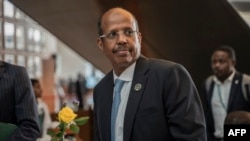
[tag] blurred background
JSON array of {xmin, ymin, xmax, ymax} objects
[{"xmin": 0, "ymin": 0, "xmax": 250, "ymax": 140}]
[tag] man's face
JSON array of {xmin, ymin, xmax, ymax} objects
[
  {"xmin": 33, "ymin": 82, "xmax": 42, "ymax": 98},
  {"xmin": 211, "ymin": 50, "xmax": 235, "ymax": 80},
  {"xmin": 97, "ymin": 9, "xmax": 142, "ymax": 72}
]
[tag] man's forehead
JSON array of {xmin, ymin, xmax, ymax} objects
[
  {"xmin": 101, "ymin": 9, "xmax": 136, "ymax": 30},
  {"xmin": 213, "ymin": 50, "xmax": 229, "ymax": 56},
  {"xmin": 104, "ymin": 8, "xmax": 131, "ymax": 16},
  {"xmin": 212, "ymin": 51, "xmax": 231, "ymax": 61},
  {"xmin": 102, "ymin": 8, "xmax": 133, "ymax": 22}
]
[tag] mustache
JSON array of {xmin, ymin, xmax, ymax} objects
[{"xmin": 112, "ymin": 45, "xmax": 131, "ymax": 54}]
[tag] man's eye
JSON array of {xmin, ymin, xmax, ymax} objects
[
  {"xmin": 107, "ymin": 32, "xmax": 118, "ymax": 38},
  {"xmin": 124, "ymin": 30, "xmax": 134, "ymax": 35}
]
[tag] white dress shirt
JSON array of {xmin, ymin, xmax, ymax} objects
[
  {"xmin": 211, "ymin": 71, "xmax": 235, "ymax": 138},
  {"xmin": 113, "ymin": 62, "xmax": 136, "ymax": 141}
]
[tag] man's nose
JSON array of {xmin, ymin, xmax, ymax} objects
[{"xmin": 116, "ymin": 32, "xmax": 127, "ymax": 43}]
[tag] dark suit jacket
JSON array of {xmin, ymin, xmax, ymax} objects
[
  {"xmin": 93, "ymin": 56, "xmax": 206, "ymax": 141},
  {"xmin": 203, "ymin": 71, "xmax": 250, "ymax": 141},
  {"xmin": 0, "ymin": 61, "xmax": 40, "ymax": 140}
]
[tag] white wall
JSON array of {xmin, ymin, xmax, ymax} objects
[{"xmin": 56, "ymin": 40, "xmax": 88, "ymax": 82}]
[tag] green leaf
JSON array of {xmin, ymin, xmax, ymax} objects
[
  {"xmin": 56, "ymin": 131, "xmax": 64, "ymax": 137},
  {"xmin": 58, "ymin": 122, "xmax": 64, "ymax": 130},
  {"xmin": 47, "ymin": 129, "xmax": 56, "ymax": 136},
  {"xmin": 70, "ymin": 124, "xmax": 80, "ymax": 134},
  {"xmin": 74, "ymin": 117, "xmax": 89, "ymax": 125}
]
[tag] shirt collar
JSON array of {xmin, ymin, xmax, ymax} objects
[{"xmin": 113, "ymin": 62, "xmax": 136, "ymax": 82}]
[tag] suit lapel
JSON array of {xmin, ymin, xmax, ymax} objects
[
  {"xmin": 99, "ymin": 72, "xmax": 114, "ymax": 141},
  {"xmin": 227, "ymin": 72, "xmax": 241, "ymax": 112},
  {"xmin": 123, "ymin": 56, "xmax": 149, "ymax": 141}
]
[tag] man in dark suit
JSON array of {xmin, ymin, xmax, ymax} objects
[
  {"xmin": 93, "ymin": 7, "xmax": 206, "ymax": 141},
  {"xmin": 0, "ymin": 61, "xmax": 40, "ymax": 140},
  {"xmin": 202, "ymin": 45, "xmax": 250, "ymax": 141}
]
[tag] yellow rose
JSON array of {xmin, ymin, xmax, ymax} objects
[{"xmin": 58, "ymin": 106, "xmax": 77, "ymax": 123}]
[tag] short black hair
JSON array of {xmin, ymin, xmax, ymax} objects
[
  {"xmin": 30, "ymin": 79, "xmax": 39, "ymax": 86},
  {"xmin": 213, "ymin": 45, "xmax": 236, "ymax": 61}
]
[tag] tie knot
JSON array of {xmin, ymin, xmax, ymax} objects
[{"xmin": 114, "ymin": 79, "xmax": 125, "ymax": 92}]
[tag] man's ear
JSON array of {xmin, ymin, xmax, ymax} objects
[
  {"xmin": 137, "ymin": 32, "xmax": 142, "ymax": 44},
  {"xmin": 97, "ymin": 38, "xmax": 104, "ymax": 53},
  {"xmin": 232, "ymin": 60, "xmax": 236, "ymax": 66}
]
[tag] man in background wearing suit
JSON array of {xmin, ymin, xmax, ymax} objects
[
  {"xmin": 0, "ymin": 61, "xmax": 40, "ymax": 140},
  {"xmin": 93, "ymin": 7, "xmax": 206, "ymax": 141},
  {"xmin": 202, "ymin": 45, "xmax": 250, "ymax": 141}
]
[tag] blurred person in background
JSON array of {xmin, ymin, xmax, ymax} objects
[
  {"xmin": 55, "ymin": 77, "xmax": 66, "ymax": 111},
  {"xmin": 31, "ymin": 78, "xmax": 58, "ymax": 141},
  {"xmin": 75, "ymin": 73, "xmax": 88, "ymax": 109},
  {"xmin": 67, "ymin": 77, "xmax": 76, "ymax": 100},
  {"xmin": 224, "ymin": 111, "xmax": 250, "ymax": 125},
  {"xmin": 202, "ymin": 45, "xmax": 250, "ymax": 141}
]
